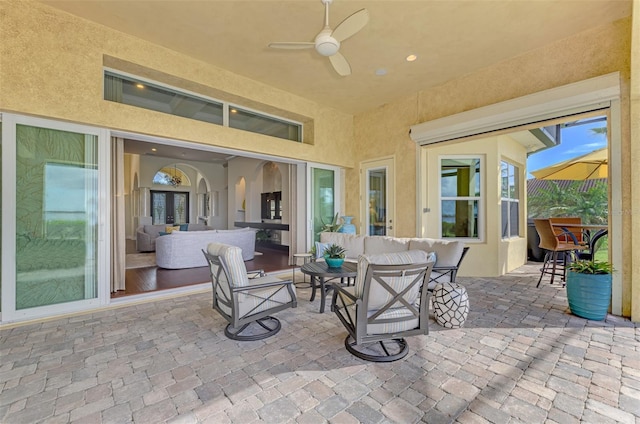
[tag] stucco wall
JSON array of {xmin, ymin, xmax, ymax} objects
[
  {"xmin": 352, "ymin": 17, "xmax": 633, "ymax": 312},
  {"xmin": 0, "ymin": 1, "xmax": 355, "ymax": 169}
]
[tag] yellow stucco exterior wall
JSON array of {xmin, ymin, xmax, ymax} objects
[
  {"xmin": 1, "ymin": 2, "xmax": 637, "ymax": 320},
  {"xmin": 0, "ymin": 1, "xmax": 355, "ymax": 168},
  {"xmin": 352, "ymin": 16, "xmax": 634, "ymax": 317}
]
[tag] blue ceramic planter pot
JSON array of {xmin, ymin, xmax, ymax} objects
[
  {"xmin": 565, "ymin": 271, "xmax": 611, "ymax": 320},
  {"xmin": 325, "ymin": 257, "xmax": 345, "ymax": 268}
]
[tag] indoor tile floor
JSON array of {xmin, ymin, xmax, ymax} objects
[{"xmin": 1, "ymin": 263, "xmax": 638, "ymax": 423}]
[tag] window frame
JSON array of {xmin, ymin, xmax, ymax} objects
[
  {"xmin": 438, "ymin": 155, "xmax": 484, "ymax": 242},
  {"xmin": 103, "ymin": 69, "xmax": 303, "ymax": 142},
  {"xmin": 500, "ymin": 160, "xmax": 521, "ymax": 239}
]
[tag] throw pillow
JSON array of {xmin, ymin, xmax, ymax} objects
[
  {"xmin": 158, "ymin": 231, "xmax": 170, "ymax": 236},
  {"xmin": 427, "ymin": 251, "xmax": 437, "ymax": 264},
  {"xmin": 314, "ymin": 242, "xmax": 331, "ymax": 259},
  {"xmin": 165, "ymin": 225, "xmax": 181, "ymax": 234},
  {"xmin": 179, "ymin": 223, "xmax": 189, "ymax": 231}
]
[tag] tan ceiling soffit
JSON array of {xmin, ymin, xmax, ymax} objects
[{"xmin": 410, "ymin": 72, "xmax": 620, "ymax": 146}]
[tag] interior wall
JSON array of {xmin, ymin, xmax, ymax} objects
[{"xmin": 132, "ymin": 154, "xmax": 228, "ymax": 230}]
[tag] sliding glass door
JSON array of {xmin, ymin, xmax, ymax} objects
[
  {"xmin": 308, "ymin": 165, "xmax": 341, "ymax": 244},
  {"xmin": 2, "ymin": 115, "xmax": 109, "ymax": 322}
]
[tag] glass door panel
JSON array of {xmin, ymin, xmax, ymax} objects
[
  {"xmin": 151, "ymin": 191, "xmax": 189, "ymax": 225},
  {"xmin": 15, "ymin": 124, "xmax": 98, "ymax": 309},
  {"xmin": 310, "ymin": 167, "xmax": 336, "ymax": 243},
  {"xmin": 361, "ymin": 158, "xmax": 395, "ymax": 237}
]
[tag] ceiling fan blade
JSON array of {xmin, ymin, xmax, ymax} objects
[
  {"xmin": 331, "ymin": 8, "xmax": 369, "ymax": 42},
  {"xmin": 329, "ymin": 52, "xmax": 351, "ymax": 76},
  {"xmin": 268, "ymin": 42, "xmax": 315, "ymax": 50}
]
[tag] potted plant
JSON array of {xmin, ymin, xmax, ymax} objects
[
  {"xmin": 318, "ymin": 213, "xmax": 343, "ymax": 234},
  {"xmin": 565, "ymin": 259, "xmax": 613, "ymax": 321},
  {"xmin": 323, "ymin": 243, "xmax": 346, "ymax": 268}
]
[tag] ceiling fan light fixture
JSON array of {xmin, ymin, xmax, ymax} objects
[{"xmin": 315, "ymin": 34, "xmax": 340, "ymax": 56}]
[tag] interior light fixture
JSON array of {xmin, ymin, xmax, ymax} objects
[
  {"xmin": 406, "ymin": 54, "xmax": 417, "ymax": 62},
  {"xmin": 151, "ymin": 148, "xmax": 157, "ymax": 152},
  {"xmin": 136, "ymin": 83, "xmax": 145, "ymax": 89},
  {"xmin": 230, "ymin": 108, "xmax": 238, "ymax": 113},
  {"xmin": 169, "ymin": 164, "xmax": 182, "ymax": 187}
]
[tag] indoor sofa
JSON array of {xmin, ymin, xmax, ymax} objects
[
  {"xmin": 136, "ymin": 223, "xmax": 212, "ymax": 252},
  {"xmin": 319, "ymin": 232, "xmax": 468, "ymax": 289},
  {"xmin": 156, "ymin": 228, "xmax": 256, "ymax": 269}
]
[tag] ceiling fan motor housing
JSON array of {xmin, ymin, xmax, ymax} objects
[{"xmin": 315, "ymin": 32, "xmax": 340, "ymax": 56}]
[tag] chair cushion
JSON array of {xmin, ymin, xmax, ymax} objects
[
  {"xmin": 207, "ymin": 243, "xmax": 249, "ymax": 288},
  {"xmin": 337, "ymin": 286, "xmax": 420, "ymax": 335},
  {"xmin": 354, "ymin": 250, "xmax": 430, "ymax": 310},
  {"xmin": 236, "ymin": 275, "xmax": 296, "ymax": 318}
]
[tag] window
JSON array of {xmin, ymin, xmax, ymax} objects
[
  {"xmin": 501, "ymin": 161, "xmax": 520, "ymax": 238},
  {"xmin": 104, "ymin": 71, "xmax": 223, "ymax": 125},
  {"xmin": 152, "ymin": 166, "xmax": 191, "ymax": 187},
  {"xmin": 104, "ymin": 71, "xmax": 302, "ymax": 142},
  {"xmin": 440, "ymin": 157, "xmax": 481, "ymax": 239},
  {"xmin": 229, "ymin": 107, "xmax": 301, "ymax": 142}
]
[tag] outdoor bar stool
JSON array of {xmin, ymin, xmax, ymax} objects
[{"xmin": 533, "ymin": 219, "xmax": 587, "ymax": 287}]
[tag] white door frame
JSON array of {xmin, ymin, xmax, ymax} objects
[
  {"xmin": 360, "ymin": 157, "xmax": 395, "ymax": 237},
  {"xmin": 1, "ymin": 113, "xmax": 111, "ymax": 323}
]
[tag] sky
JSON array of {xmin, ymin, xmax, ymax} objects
[{"xmin": 526, "ymin": 116, "xmax": 608, "ymax": 179}]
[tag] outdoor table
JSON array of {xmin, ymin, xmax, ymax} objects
[{"xmin": 300, "ymin": 261, "xmax": 357, "ymax": 313}]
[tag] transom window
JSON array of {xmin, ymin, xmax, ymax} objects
[
  {"xmin": 104, "ymin": 71, "xmax": 302, "ymax": 142},
  {"xmin": 152, "ymin": 166, "xmax": 191, "ymax": 187},
  {"xmin": 440, "ymin": 157, "xmax": 482, "ymax": 239},
  {"xmin": 501, "ymin": 161, "xmax": 520, "ymax": 238}
]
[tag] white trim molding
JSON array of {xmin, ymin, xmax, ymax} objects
[{"xmin": 410, "ymin": 73, "xmax": 620, "ymax": 145}]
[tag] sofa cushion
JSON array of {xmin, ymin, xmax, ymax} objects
[
  {"xmin": 314, "ymin": 242, "xmax": 331, "ymax": 259},
  {"xmin": 320, "ymin": 232, "xmax": 365, "ymax": 259},
  {"xmin": 364, "ymin": 236, "xmax": 410, "ymax": 255},
  {"xmin": 143, "ymin": 224, "xmax": 165, "ymax": 239},
  {"xmin": 409, "ymin": 239, "xmax": 465, "ymax": 267},
  {"xmin": 187, "ymin": 223, "xmax": 208, "ymax": 231}
]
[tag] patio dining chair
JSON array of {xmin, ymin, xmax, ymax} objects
[
  {"xmin": 332, "ymin": 250, "xmax": 434, "ymax": 362},
  {"xmin": 533, "ymin": 219, "xmax": 587, "ymax": 287},
  {"xmin": 203, "ymin": 243, "xmax": 297, "ymax": 341}
]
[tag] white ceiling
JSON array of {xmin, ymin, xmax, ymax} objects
[{"xmin": 41, "ymin": 0, "xmax": 631, "ymax": 115}]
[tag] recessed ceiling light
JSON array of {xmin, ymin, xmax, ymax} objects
[
  {"xmin": 230, "ymin": 108, "xmax": 237, "ymax": 113},
  {"xmin": 375, "ymin": 68, "xmax": 387, "ymax": 76},
  {"xmin": 406, "ymin": 54, "xmax": 417, "ymax": 62},
  {"xmin": 151, "ymin": 148, "xmax": 157, "ymax": 152},
  {"xmin": 136, "ymin": 83, "xmax": 145, "ymax": 89}
]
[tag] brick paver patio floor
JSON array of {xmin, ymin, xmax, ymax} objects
[{"xmin": 1, "ymin": 263, "xmax": 638, "ymax": 423}]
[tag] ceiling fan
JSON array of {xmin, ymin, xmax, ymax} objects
[{"xmin": 268, "ymin": 0, "xmax": 369, "ymax": 77}]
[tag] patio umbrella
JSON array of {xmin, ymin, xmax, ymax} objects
[{"xmin": 530, "ymin": 147, "xmax": 608, "ymax": 180}]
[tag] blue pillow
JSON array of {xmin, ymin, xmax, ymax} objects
[
  {"xmin": 158, "ymin": 231, "xmax": 170, "ymax": 236},
  {"xmin": 315, "ymin": 242, "xmax": 331, "ymax": 259},
  {"xmin": 179, "ymin": 223, "xmax": 189, "ymax": 231}
]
